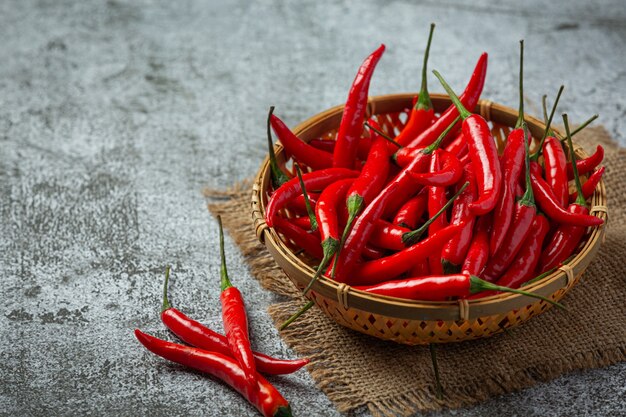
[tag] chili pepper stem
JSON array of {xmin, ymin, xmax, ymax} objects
[
  {"xmin": 563, "ymin": 114, "xmax": 586, "ymax": 207},
  {"xmin": 302, "ymin": 238, "xmax": 339, "ymax": 296},
  {"xmin": 567, "ymin": 114, "xmax": 599, "ymax": 139},
  {"xmin": 469, "ymin": 276, "xmax": 566, "ymax": 309},
  {"xmin": 424, "ymin": 115, "xmax": 461, "ymax": 155},
  {"xmin": 364, "ymin": 122, "xmax": 402, "ymax": 148},
  {"xmin": 162, "ymin": 265, "xmax": 172, "ymax": 313},
  {"xmin": 274, "ymin": 406, "xmax": 293, "ymax": 417},
  {"xmin": 280, "ymin": 300, "xmax": 314, "ymax": 331},
  {"xmin": 331, "ymin": 194, "xmax": 364, "ymax": 278},
  {"xmin": 218, "ymin": 215, "xmax": 233, "ymax": 291},
  {"xmin": 429, "ymin": 343, "xmax": 444, "ymax": 400},
  {"xmin": 294, "ymin": 163, "xmax": 318, "ymax": 232},
  {"xmin": 416, "ymin": 23, "xmax": 435, "ymax": 112},
  {"xmin": 514, "ymin": 40, "xmax": 525, "ymax": 129},
  {"xmin": 519, "ymin": 127, "xmax": 535, "ymax": 206},
  {"xmin": 403, "ymin": 181, "xmax": 469, "ymax": 246},
  {"xmin": 267, "ymin": 106, "xmax": 290, "ymax": 188},
  {"xmin": 441, "ymin": 259, "xmax": 460, "ymax": 275},
  {"xmin": 432, "ymin": 70, "xmax": 472, "ymax": 120},
  {"xmin": 530, "ymin": 85, "xmax": 564, "ymax": 161}
]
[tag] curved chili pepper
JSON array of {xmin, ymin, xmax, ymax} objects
[
  {"xmin": 543, "ymin": 136, "xmax": 569, "ymax": 207},
  {"xmin": 566, "ymin": 145, "xmax": 604, "ymax": 179},
  {"xmin": 441, "ymin": 164, "xmax": 477, "ymax": 273},
  {"xmin": 289, "ymin": 216, "xmax": 313, "ymax": 230},
  {"xmin": 495, "ymin": 214, "xmax": 550, "ymax": 289},
  {"xmin": 406, "ymin": 53, "xmax": 488, "ymax": 150},
  {"xmin": 285, "ymin": 192, "xmax": 320, "ymax": 216},
  {"xmin": 530, "ymin": 162, "xmax": 603, "ymax": 227},
  {"xmin": 362, "ymin": 244, "xmax": 386, "ymax": 260},
  {"xmin": 395, "ymin": 24, "xmax": 436, "ymax": 146},
  {"xmin": 310, "ymin": 137, "xmax": 374, "ymax": 161},
  {"xmin": 265, "ymin": 168, "xmax": 359, "ymax": 228},
  {"xmin": 427, "ymin": 153, "xmax": 448, "ymax": 237},
  {"xmin": 267, "ymin": 107, "xmax": 290, "ymax": 188},
  {"xmin": 569, "ymin": 166, "xmax": 605, "ymax": 203},
  {"xmin": 481, "ymin": 125, "xmax": 535, "ymax": 283},
  {"xmin": 333, "ymin": 44, "xmax": 385, "ymax": 169},
  {"xmin": 409, "ymin": 149, "xmax": 463, "ymax": 186},
  {"xmin": 160, "ymin": 267, "xmax": 309, "ymax": 375},
  {"xmin": 369, "ymin": 220, "xmax": 410, "ymax": 251},
  {"xmin": 353, "ymin": 271, "xmax": 564, "ymax": 308},
  {"xmin": 433, "ymin": 70, "xmax": 501, "ymax": 215},
  {"xmin": 270, "ymin": 112, "xmax": 333, "ymax": 171},
  {"xmin": 273, "ymin": 216, "xmax": 323, "ymax": 259},
  {"xmin": 393, "ymin": 116, "xmax": 460, "ymax": 167},
  {"xmin": 540, "ymin": 115, "xmax": 601, "ymax": 272},
  {"xmin": 462, "ymin": 214, "xmax": 491, "ymax": 275},
  {"xmin": 135, "ymin": 330, "xmax": 293, "ymax": 417},
  {"xmin": 445, "ymin": 131, "xmax": 467, "ymax": 158},
  {"xmin": 392, "ymin": 188, "xmax": 427, "ymax": 229},
  {"xmin": 217, "ymin": 216, "xmax": 257, "ymax": 390},
  {"xmin": 333, "ymin": 119, "xmax": 459, "ymax": 282},
  {"xmin": 351, "ymin": 222, "xmax": 465, "ymax": 285}
]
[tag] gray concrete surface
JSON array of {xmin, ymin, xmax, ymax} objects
[{"xmin": 1, "ymin": 1, "xmax": 625, "ymax": 416}]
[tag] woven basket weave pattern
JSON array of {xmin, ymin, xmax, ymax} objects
[{"xmin": 251, "ymin": 94, "xmax": 607, "ymax": 345}]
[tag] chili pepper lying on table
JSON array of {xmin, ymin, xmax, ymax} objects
[
  {"xmin": 333, "ymin": 44, "xmax": 385, "ymax": 169},
  {"xmin": 135, "ymin": 330, "xmax": 293, "ymax": 417},
  {"xmin": 160, "ymin": 266, "xmax": 309, "ymax": 375},
  {"xmin": 217, "ymin": 215, "xmax": 257, "ymax": 391}
]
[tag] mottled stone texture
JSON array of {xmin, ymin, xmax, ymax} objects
[{"xmin": 1, "ymin": 1, "xmax": 624, "ymax": 416}]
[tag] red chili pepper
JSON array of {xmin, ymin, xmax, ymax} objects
[
  {"xmin": 540, "ymin": 115, "xmax": 602, "ymax": 272},
  {"xmin": 285, "ymin": 192, "xmax": 320, "ymax": 216},
  {"xmin": 405, "ymin": 53, "xmax": 488, "ymax": 150},
  {"xmin": 395, "ymin": 24, "xmax": 436, "ymax": 146},
  {"xmin": 543, "ymin": 136, "xmax": 569, "ymax": 207},
  {"xmin": 462, "ymin": 214, "xmax": 491, "ymax": 275},
  {"xmin": 293, "ymin": 164, "xmax": 318, "ymax": 231},
  {"xmin": 433, "ymin": 70, "xmax": 501, "ymax": 216},
  {"xmin": 392, "ymin": 188, "xmax": 427, "ymax": 229},
  {"xmin": 135, "ymin": 330, "xmax": 293, "ymax": 417},
  {"xmin": 495, "ymin": 214, "xmax": 550, "ymax": 289},
  {"xmin": 333, "ymin": 44, "xmax": 385, "ymax": 169},
  {"xmin": 566, "ymin": 145, "xmax": 604, "ymax": 179},
  {"xmin": 445, "ymin": 132, "xmax": 467, "ymax": 158},
  {"xmin": 409, "ymin": 149, "xmax": 463, "ymax": 186},
  {"xmin": 265, "ymin": 168, "xmax": 359, "ymax": 228},
  {"xmin": 333, "ymin": 119, "xmax": 460, "ymax": 282},
  {"xmin": 160, "ymin": 268, "xmax": 309, "ymax": 375},
  {"xmin": 270, "ymin": 111, "xmax": 333, "ymax": 171},
  {"xmin": 362, "ymin": 244, "xmax": 386, "ymax": 260},
  {"xmin": 409, "ymin": 258, "xmax": 430, "ymax": 277},
  {"xmin": 217, "ymin": 216, "xmax": 257, "ymax": 390},
  {"xmin": 289, "ymin": 216, "xmax": 314, "ymax": 230},
  {"xmin": 569, "ymin": 167, "xmax": 605, "ymax": 203},
  {"xmin": 350, "ymin": 222, "xmax": 465, "ymax": 285},
  {"xmin": 309, "ymin": 137, "xmax": 374, "ymax": 161},
  {"xmin": 427, "ymin": 154, "xmax": 448, "ymax": 237},
  {"xmin": 481, "ymin": 125, "xmax": 536, "ymax": 283},
  {"xmin": 273, "ymin": 216, "xmax": 323, "ymax": 259},
  {"xmin": 354, "ymin": 271, "xmax": 564, "ymax": 308},
  {"xmin": 393, "ymin": 116, "xmax": 460, "ymax": 167},
  {"xmin": 530, "ymin": 162, "xmax": 603, "ymax": 227},
  {"xmin": 441, "ymin": 164, "xmax": 477, "ymax": 272}
]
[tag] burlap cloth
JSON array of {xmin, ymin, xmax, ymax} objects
[{"xmin": 206, "ymin": 127, "xmax": 625, "ymax": 416}]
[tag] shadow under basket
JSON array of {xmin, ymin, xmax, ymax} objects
[{"xmin": 251, "ymin": 93, "xmax": 608, "ymax": 346}]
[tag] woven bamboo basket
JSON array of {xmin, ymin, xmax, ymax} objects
[{"xmin": 250, "ymin": 93, "xmax": 608, "ymax": 345}]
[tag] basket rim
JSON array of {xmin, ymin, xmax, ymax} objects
[{"xmin": 251, "ymin": 93, "xmax": 607, "ymax": 320}]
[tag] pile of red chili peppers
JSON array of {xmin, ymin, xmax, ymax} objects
[
  {"xmin": 264, "ymin": 28, "xmax": 605, "ymax": 327},
  {"xmin": 135, "ymin": 216, "xmax": 305, "ymax": 417}
]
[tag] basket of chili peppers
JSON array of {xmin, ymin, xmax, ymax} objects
[{"xmin": 252, "ymin": 31, "xmax": 607, "ymax": 345}]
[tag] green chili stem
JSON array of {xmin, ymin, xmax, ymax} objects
[
  {"xmin": 563, "ymin": 114, "xmax": 586, "ymax": 207},
  {"xmin": 364, "ymin": 122, "xmax": 402, "ymax": 148},
  {"xmin": 470, "ymin": 276, "xmax": 566, "ymax": 310},
  {"xmin": 416, "ymin": 23, "xmax": 435, "ymax": 112},
  {"xmin": 514, "ymin": 40, "xmax": 525, "ymax": 129},
  {"xmin": 432, "ymin": 70, "xmax": 472, "ymax": 120},
  {"xmin": 424, "ymin": 115, "xmax": 461, "ymax": 155},
  {"xmin": 267, "ymin": 106, "xmax": 289, "ymax": 188},
  {"xmin": 531, "ymin": 85, "xmax": 564, "ymax": 161},
  {"xmin": 294, "ymin": 163, "xmax": 318, "ymax": 232},
  {"xmin": 280, "ymin": 300, "xmax": 314, "ymax": 331},
  {"xmin": 162, "ymin": 265, "xmax": 172, "ymax": 313},
  {"xmin": 218, "ymin": 215, "xmax": 233, "ymax": 291}
]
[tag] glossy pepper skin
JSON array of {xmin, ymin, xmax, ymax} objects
[
  {"xmin": 135, "ymin": 330, "xmax": 293, "ymax": 417},
  {"xmin": 490, "ymin": 128, "xmax": 525, "ymax": 255},
  {"xmin": 495, "ymin": 214, "xmax": 549, "ymax": 289},
  {"xmin": 265, "ymin": 168, "xmax": 359, "ymax": 228},
  {"xmin": 270, "ymin": 112, "xmax": 333, "ymax": 171},
  {"xmin": 529, "ymin": 162, "xmax": 603, "ymax": 227},
  {"xmin": 333, "ymin": 45, "xmax": 385, "ymax": 169},
  {"xmin": 217, "ymin": 216, "xmax": 257, "ymax": 391},
  {"xmin": 408, "ymin": 149, "xmax": 463, "ymax": 186},
  {"xmin": 441, "ymin": 164, "xmax": 477, "ymax": 271},
  {"xmin": 160, "ymin": 269, "xmax": 309, "ymax": 375},
  {"xmin": 432, "ymin": 70, "xmax": 501, "ymax": 216},
  {"xmin": 566, "ymin": 145, "xmax": 604, "ymax": 179},
  {"xmin": 273, "ymin": 216, "xmax": 323, "ymax": 259},
  {"xmin": 351, "ymin": 223, "xmax": 465, "ymax": 285},
  {"xmin": 543, "ymin": 136, "xmax": 569, "ymax": 207},
  {"xmin": 569, "ymin": 167, "xmax": 605, "ymax": 203},
  {"xmin": 392, "ymin": 189, "xmax": 427, "ymax": 229},
  {"xmin": 406, "ymin": 53, "xmax": 488, "ymax": 150},
  {"xmin": 462, "ymin": 214, "xmax": 491, "ymax": 275}
]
